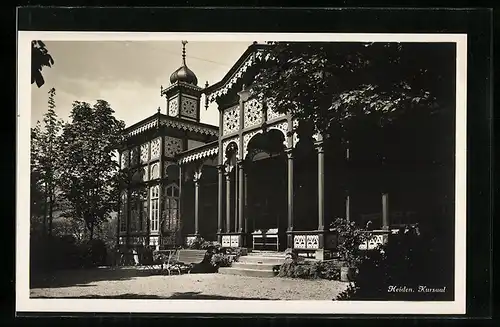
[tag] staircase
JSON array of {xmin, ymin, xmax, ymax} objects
[{"xmin": 218, "ymin": 251, "xmax": 285, "ymax": 278}]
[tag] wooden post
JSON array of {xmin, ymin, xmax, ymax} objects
[
  {"xmin": 225, "ymin": 171, "xmax": 231, "ymax": 233},
  {"xmin": 234, "ymin": 163, "xmax": 239, "ymax": 233},
  {"xmin": 238, "ymin": 161, "xmax": 245, "ymax": 246},
  {"xmin": 345, "ymin": 191, "xmax": 350, "ymax": 222},
  {"xmin": 244, "ymin": 171, "xmax": 249, "ymax": 246},
  {"xmin": 286, "ymin": 148, "xmax": 294, "ymax": 248},
  {"xmin": 217, "ymin": 165, "xmax": 224, "ymax": 242},
  {"xmin": 382, "ymin": 193, "xmax": 389, "ymax": 229},
  {"xmin": 194, "ymin": 179, "xmax": 200, "ymax": 236},
  {"xmin": 315, "ymin": 138, "xmax": 326, "ymax": 260},
  {"xmin": 317, "ymin": 142, "xmax": 325, "ymax": 234}
]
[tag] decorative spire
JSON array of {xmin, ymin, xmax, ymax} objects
[
  {"xmin": 204, "ymin": 81, "xmax": 209, "ymax": 110},
  {"xmin": 181, "ymin": 40, "xmax": 188, "ymax": 65},
  {"xmin": 157, "ymin": 106, "xmax": 161, "ymax": 113},
  {"xmin": 160, "ymin": 85, "xmax": 163, "ymax": 96},
  {"xmin": 169, "ymin": 40, "xmax": 198, "ymax": 85}
]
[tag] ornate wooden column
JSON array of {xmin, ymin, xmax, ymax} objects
[
  {"xmin": 345, "ymin": 191, "xmax": 351, "ymax": 222},
  {"xmin": 225, "ymin": 169, "xmax": 232, "ymax": 233},
  {"xmin": 216, "ymin": 165, "xmax": 224, "ymax": 242},
  {"xmin": 234, "ymin": 162, "xmax": 239, "ymax": 232},
  {"xmin": 382, "ymin": 193, "xmax": 389, "ymax": 229},
  {"xmin": 244, "ymin": 170, "xmax": 249, "ymax": 246},
  {"xmin": 237, "ymin": 160, "xmax": 245, "ymax": 246},
  {"xmin": 345, "ymin": 140, "xmax": 351, "ymax": 222},
  {"xmin": 178, "ymin": 164, "xmax": 183, "ymax": 245},
  {"xmin": 315, "ymin": 136, "xmax": 326, "ymax": 256},
  {"xmin": 193, "ymin": 167, "xmax": 202, "ymax": 236},
  {"xmin": 285, "ymin": 148, "xmax": 294, "ymax": 248}
]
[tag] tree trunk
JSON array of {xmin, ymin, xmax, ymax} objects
[
  {"xmin": 48, "ymin": 193, "xmax": 53, "ymax": 237},
  {"xmin": 43, "ymin": 187, "xmax": 48, "ymax": 237},
  {"xmin": 89, "ymin": 221, "xmax": 94, "ymax": 241}
]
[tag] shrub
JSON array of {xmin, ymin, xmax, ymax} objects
[
  {"xmin": 80, "ymin": 239, "xmax": 108, "ymax": 268},
  {"xmin": 187, "ymin": 236, "xmax": 221, "ymax": 251},
  {"xmin": 210, "ymin": 253, "xmax": 233, "ymax": 268},
  {"xmin": 224, "ymin": 247, "xmax": 244, "ymax": 262},
  {"xmin": 329, "ymin": 218, "xmax": 371, "ymax": 268},
  {"xmin": 317, "ymin": 260, "xmax": 342, "ymax": 280},
  {"xmin": 187, "ymin": 236, "xmax": 205, "ymax": 249},
  {"xmin": 277, "ymin": 259, "xmax": 341, "ymax": 280},
  {"xmin": 335, "ymin": 228, "xmax": 454, "ymax": 301}
]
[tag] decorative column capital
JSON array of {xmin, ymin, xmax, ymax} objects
[
  {"xmin": 314, "ymin": 141, "xmax": 325, "ymax": 154},
  {"xmin": 236, "ymin": 159, "xmax": 245, "ymax": 169},
  {"xmin": 285, "ymin": 147, "xmax": 294, "ymax": 159},
  {"xmin": 216, "ymin": 164, "xmax": 225, "ymax": 173},
  {"xmin": 192, "ymin": 165, "xmax": 203, "ymax": 183},
  {"xmin": 224, "ymin": 164, "xmax": 234, "ymax": 175}
]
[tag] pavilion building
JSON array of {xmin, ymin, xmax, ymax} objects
[{"xmin": 117, "ymin": 41, "xmax": 454, "ymax": 260}]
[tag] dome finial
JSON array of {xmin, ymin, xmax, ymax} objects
[
  {"xmin": 169, "ymin": 40, "xmax": 198, "ymax": 85},
  {"xmin": 181, "ymin": 40, "xmax": 188, "ymax": 65}
]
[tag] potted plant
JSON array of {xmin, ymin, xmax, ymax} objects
[{"xmin": 330, "ymin": 218, "xmax": 372, "ymax": 282}]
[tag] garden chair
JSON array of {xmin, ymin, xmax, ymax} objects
[{"xmin": 166, "ymin": 249, "xmax": 208, "ymax": 274}]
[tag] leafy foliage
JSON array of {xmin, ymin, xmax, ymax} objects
[
  {"xmin": 210, "ymin": 252, "xmax": 233, "ymax": 268},
  {"xmin": 335, "ymin": 228, "xmax": 453, "ymax": 301},
  {"xmin": 187, "ymin": 235, "xmax": 221, "ymax": 251},
  {"xmin": 58, "ymin": 100, "xmax": 125, "ymax": 240},
  {"xmin": 277, "ymin": 259, "xmax": 341, "ymax": 280},
  {"xmin": 252, "ymin": 42, "xmax": 455, "ymax": 138},
  {"xmin": 329, "ymin": 218, "xmax": 372, "ymax": 267},
  {"xmin": 30, "ymin": 88, "xmax": 64, "ymax": 237},
  {"xmin": 32, "ymin": 40, "xmax": 54, "ymax": 88}
]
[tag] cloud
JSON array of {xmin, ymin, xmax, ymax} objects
[{"xmin": 31, "ymin": 41, "xmax": 250, "ymax": 129}]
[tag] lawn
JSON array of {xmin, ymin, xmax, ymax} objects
[{"xmin": 30, "ymin": 267, "xmax": 349, "ymax": 300}]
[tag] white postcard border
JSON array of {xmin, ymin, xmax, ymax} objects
[{"xmin": 17, "ymin": 32, "xmax": 467, "ymax": 315}]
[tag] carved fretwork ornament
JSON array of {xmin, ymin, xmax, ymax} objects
[
  {"xmin": 193, "ymin": 165, "xmax": 203, "ymax": 183},
  {"xmin": 314, "ymin": 141, "xmax": 325, "ymax": 154},
  {"xmin": 224, "ymin": 164, "xmax": 234, "ymax": 174}
]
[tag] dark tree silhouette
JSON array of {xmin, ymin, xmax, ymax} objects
[
  {"xmin": 32, "ymin": 40, "xmax": 54, "ymax": 88},
  {"xmin": 59, "ymin": 100, "xmax": 125, "ymax": 240},
  {"xmin": 252, "ymin": 42, "xmax": 455, "ymax": 139}
]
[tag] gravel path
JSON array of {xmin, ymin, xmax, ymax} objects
[{"xmin": 30, "ymin": 267, "xmax": 348, "ymax": 300}]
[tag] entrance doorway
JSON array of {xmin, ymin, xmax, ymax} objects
[{"xmin": 245, "ymin": 130, "xmax": 287, "ymax": 251}]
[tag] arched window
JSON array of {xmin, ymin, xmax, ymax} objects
[
  {"xmin": 163, "ymin": 183, "xmax": 180, "ymax": 232},
  {"xmin": 129, "ymin": 188, "xmax": 146, "ymax": 233},
  {"xmin": 150, "ymin": 185, "xmax": 160, "ymax": 232},
  {"xmin": 151, "ymin": 163, "xmax": 159, "ymax": 180},
  {"xmin": 119, "ymin": 191, "xmax": 127, "ymax": 233}
]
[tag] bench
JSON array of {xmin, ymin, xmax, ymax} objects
[
  {"xmin": 166, "ymin": 249, "xmax": 208, "ymax": 274},
  {"xmin": 252, "ymin": 229, "xmax": 279, "ymax": 251}
]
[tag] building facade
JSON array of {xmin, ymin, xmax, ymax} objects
[{"xmin": 117, "ymin": 41, "xmax": 454, "ymax": 259}]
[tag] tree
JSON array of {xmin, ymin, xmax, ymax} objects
[
  {"xmin": 30, "ymin": 88, "xmax": 64, "ymax": 237},
  {"xmin": 252, "ymin": 42, "xmax": 455, "ymax": 140},
  {"xmin": 251, "ymin": 41, "xmax": 456, "ymax": 234},
  {"xmin": 32, "ymin": 40, "xmax": 55, "ymax": 88},
  {"xmin": 59, "ymin": 100, "xmax": 125, "ymax": 241},
  {"xmin": 30, "ymin": 123, "xmax": 46, "ymax": 234}
]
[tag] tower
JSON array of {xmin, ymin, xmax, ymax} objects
[{"xmin": 162, "ymin": 40, "xmax": 202, "ymax": 122}]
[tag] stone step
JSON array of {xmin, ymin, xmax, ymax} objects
[
  {"xmin": 218, "ymin": 267, "xmax": 278, "ymax": 278},
  {"xmin": 247, "ymin": 251, "xmax": 286, "ymax": 258},
  {"xmin": 237, "ymin": 255, "xmax": 285, "ymax": 265},
  {"xmin": 231, "ymin": 262, "xmax": 280, "ymax": 271}
]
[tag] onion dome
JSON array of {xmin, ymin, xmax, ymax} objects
[{"xmin": 169, "ymin": 40, "xmax": 198, "ymax": 86}]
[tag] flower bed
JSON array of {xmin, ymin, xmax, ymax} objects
[{"xmin": 277, "ymin": 258, "xmax": 342, "ymax": 281}]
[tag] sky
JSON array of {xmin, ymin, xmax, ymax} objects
[{"xmin": 30, "ymin": 41, "xmax": 253, "ymax": 128}]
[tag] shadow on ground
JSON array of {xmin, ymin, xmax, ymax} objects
[
  {"xmin": 31, "ymin": 291, "xmax": 272, "ymax": 300},
  {"xmin": 30, "ymin": 267, "xmax": 166, "ymax": 289}
]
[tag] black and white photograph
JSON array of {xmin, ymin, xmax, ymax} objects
[{"xmin": 17, "ymin": 31, "xmax": 467, "ymax": 315}]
